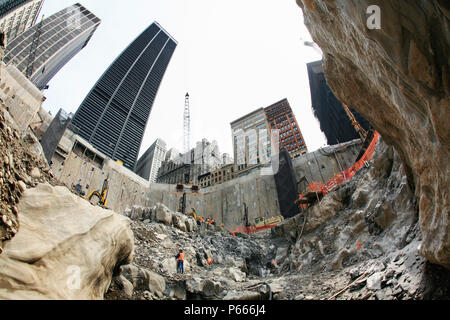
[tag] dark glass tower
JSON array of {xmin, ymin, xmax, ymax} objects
[
  {"xmin": 4, "ymin": 3, "xmax": 100, "ymax": 89},
  {"xmin": 71, "ymin": 22, "xmax": 177, "ymax": 171},
  {"xmin": 307, "ymin": 60, "xmax": 371, "ymax": 145}
]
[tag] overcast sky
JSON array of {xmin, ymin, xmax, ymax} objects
[{"xmin": 38, "ymin": 0, "xmax": 325, "ymax": 158}]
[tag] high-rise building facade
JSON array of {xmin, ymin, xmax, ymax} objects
[
  {"xmin": 307, "ymin": 60, "xmax": 371, "ymax": 145},
  {"xmin": 71, "ymin": 22, "xmax": 177, "ymax": 171},
  {"xmin": 157, "ymin": 139, "xmax": 222, "ymax": 185},
  {"xmin": 264, "ymin": 98, "xmax": 308, "ymax": 159},
  {"xmin": 0, "ymin": 0, "xmax": 44, "ymax": 41},
  {"xmin": 4, "ymin": 3, "xmax": 100, "ymax": 90},
  {"xmin": 135, "ymin": 138, "xmax": 167, "ymax": 183},
  {"xmin": 230, "ymin": 108, "xmax": 273, "ymax": 176}
]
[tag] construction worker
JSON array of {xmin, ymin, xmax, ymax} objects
[{"xmin": 175, "ymin": 249, "xmax": 185, "ymax": 274}]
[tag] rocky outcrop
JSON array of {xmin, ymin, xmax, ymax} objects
[
  {"xmin": 268, "ymin": 139, "xmax": 449, "ymax": 299},
  {"xmin": 296, "ymin": 0, "xmax": 449, "ymax": 268},
  {"xmin": 0, "ymin": 183, "xmax": 134, "ymax": 300},
  {"xmin": 124, "ymin": 203, "xmax": 221, "ymax": 234}
]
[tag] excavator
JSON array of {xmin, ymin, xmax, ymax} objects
[
  {"xmin": 254, "ymin": 216, "xmax": 285, "ymax": 228},
  {"xmin": 86, "ymin": 177, "xmax": 109, "ymax": 207}
]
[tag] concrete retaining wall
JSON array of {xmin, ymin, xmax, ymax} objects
[
  {"xmin": 51, "ymin": 133, "xmax": 362, "ymax": 231},
  {"xmin": 0, "ymin": 64, "xmax": 44, "ymax": 131}
]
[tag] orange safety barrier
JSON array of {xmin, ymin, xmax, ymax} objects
[
  {"xmin": 231, "ymin": 223, "xmax": 278, "ymax": 236},
  {"xmin": 303, "ymin": 131, "xmax": 380, "ymax": 199}
]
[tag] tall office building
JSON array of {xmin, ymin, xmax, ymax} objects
[
  {"xmin": 264, "ymin": 98, "xmax": 308, "ymax": 159},
  {"xmin": 307, "ymin": 60, "xmax": 371, "ymax": 145},
  {"xmin": 71, "ymin": 22, "xmax": 177, "ymax": 171},
  {"xmin": 231, "ymin": 108, "xmax": 273, "ymax": 176},
  {"xmin": 135, "ymin": 138, "xmax": 167, "ymax": 183},
  {"xmin": 4, "ymin": 3, "xmax": 100, "ymax": 90},
  {"xmin": 0, "ymin": 0, "xmax": 44, "ymax": 41}
]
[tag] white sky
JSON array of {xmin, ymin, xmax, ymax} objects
[{"xmin": 38, "ymin": 0, "xmax": 326, "ymax": 158}]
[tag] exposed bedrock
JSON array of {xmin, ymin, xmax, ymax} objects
[{"xmin": 296, "ymin": 0, "xmax": 449, "ymax": 268}]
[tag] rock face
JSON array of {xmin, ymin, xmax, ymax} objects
[
  {"xmin": 0, "ymin": 183, "xmax": 134, "ymax": 300},
  {"xmin": 296, "ymin": 0, "xmax": 449, "ymax": 269},
  {"xmin": 268, "ymin": 139, "xmax": 450, "ymax": 299}
]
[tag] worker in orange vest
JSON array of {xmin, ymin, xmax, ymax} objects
[{"xmin": 175, "ymin": 249, "xmax": 185, "ymax": 274}]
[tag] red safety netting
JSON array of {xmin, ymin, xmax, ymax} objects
[{"xmin": 301, "ymin": 131, "xmax": 380, "ymax": 204}]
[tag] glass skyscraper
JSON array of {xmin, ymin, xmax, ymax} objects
[
  {"xmin": 71, "ymin": 22, "xmax": 177, "ymax": 171},
  {"xmin": 4, "ymin": 3, "xmax": 100, "ymax": 89}
]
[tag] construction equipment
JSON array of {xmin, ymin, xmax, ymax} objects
[
  {"xmin": 86, "ymin": 177, "xmax": 109, "ymax": 207},
  {"xmin": 255, "ymin": 216, "xmax": 285, "ymax": 228},
  {"xmin": 342, "ymin": 103, "xmax": 368, "ymax": 140},
  {"xmin": 186, "ymin": 208, "xmax": 207, "ymax": 223},
  {"xmin": 187, "ymin": 208, "xmax": 197, "ymax": 220}
]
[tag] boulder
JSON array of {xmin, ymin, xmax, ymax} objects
[
  {"xmin": 0, "ymin": 183, "xmax": 134, "ymax": 300},
  {"xmin": 155, "ymin": 204, "xmax": 173, "ymax": 226},
  {"xmin": 113, "ymin": 275, "xmax": 134, "ymax": 299},
  {"xmin": 366, "ymin": 272, "xmax": 384, "ymax": 291},
  {"xmin": 186, "ymin": 277, "xmax": 223, "ymax": 299},
  {"xmin": 121, "ymin": 264, "xmax": 166, "ymax": 296},
  {"xmin": 29, "ymin": 167, "xmax": 40, "ymax": 179},
  {"xmin": 172, "ymin": 214, "xmax": 187, "ymax": 232},
  {"xmin": 185, "ymin": 217, "xmax": 197, "ymax": 232},
  {"xmin": 227, "ymin": 267, "xmax": 247, "ymax": 282}
]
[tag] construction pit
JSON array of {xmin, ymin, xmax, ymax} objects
[{"xmin": 1, "ymin": 0, "xmax": 449, "ymax": 301}]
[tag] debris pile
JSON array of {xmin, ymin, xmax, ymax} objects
[
  {"xmin": 0, "ymin": 106, "xmax": 58, "ymax": 252},
  {"xmin": 107, "ymin": 138, "xmax": 450, "ymax": 300}
]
